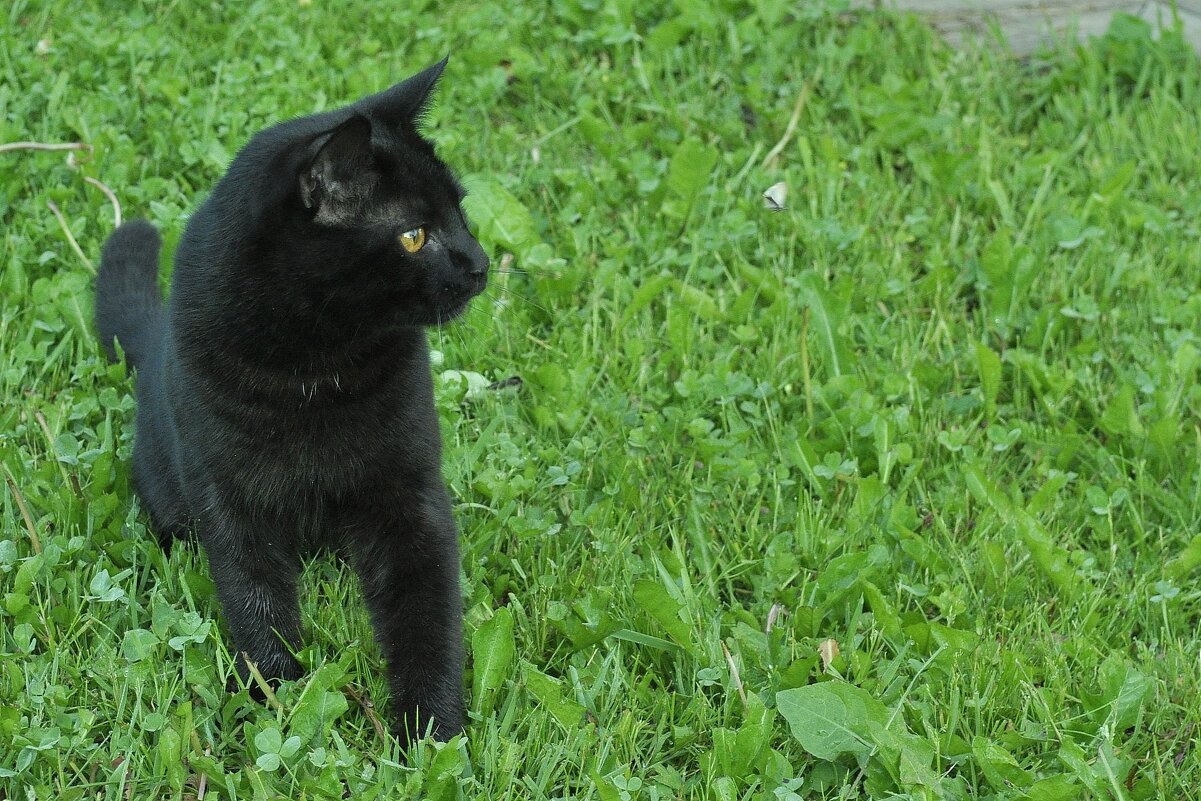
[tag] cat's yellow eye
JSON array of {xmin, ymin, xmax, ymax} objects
[{"xmin": 399, "ymin": 227, "xmax": 427, "ymax": 253}]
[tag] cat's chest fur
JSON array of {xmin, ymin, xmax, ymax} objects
[{"xmin": 168, "ymin": 324, "xmax": 442, "ymax": 522}]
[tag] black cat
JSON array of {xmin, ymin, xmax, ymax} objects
[{"xmin": 94, "ymin": 59, "xmax": 487, "ymax": 747}]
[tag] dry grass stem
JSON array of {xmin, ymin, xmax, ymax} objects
[
  {"xmin": 85, "ymin": 176, "xmax": 123, "ymax": 227},
  {"xmin": 0, "ymin": 140, "xmax": 91, "ymax": 154},
  {"xmin": 4, "ymin": 464, "xmax": 42, "ymax": 555},
  {"xmin": 47, "ymin": 200, "xmax": 96, "ymax": 274}
]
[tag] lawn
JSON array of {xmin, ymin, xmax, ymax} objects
[{"xmin": 2, "ymin": 0, "xmax": 1201, "ymax": 798}]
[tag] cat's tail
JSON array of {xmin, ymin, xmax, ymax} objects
[{"xmin": 95, "ymin": 219, "xmax": 165, "ymax": 369}]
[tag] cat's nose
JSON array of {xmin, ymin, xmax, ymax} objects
[
  {"xmin": 467, "ymin": 253, "xmax": 489, "ymax": 278},
  {"xmin": 451, "ymin": 248, "xmax": 488, "ymax": 278}
]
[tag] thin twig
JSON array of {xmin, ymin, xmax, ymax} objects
[
  {"xmin": 4, "ymin": 464, "xmax": 42, "ymax": 555},
  {"xmin": 47, "ymin": 200, "xmax": 95, "ymax": 274},
  {"xmin": 84, "ymin": 176, "xmax": 122, "ymax": 227},
  {"xmin": 761, "ymin": 69, "xmax": 822, "ymax": 171},
  {"xmin": 0, "ymin": 140, "xmax": 91, "ymax": 154},
  {"xmin": 342, "ymin": 684, "xmax": 389, "ymax": 743},
  {"xmin": 196, "ymin": 746, "xmax": 210, "ymax": 800},
  {"xmin": 720, "ymin": 641, "xmax": 747, "ymax": 707}
]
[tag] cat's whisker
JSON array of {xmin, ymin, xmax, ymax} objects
[
  {"xmin": 443, "ymin": 317, "xmax": 474, "ymax": 355},
  {"xmin": 491, "ymin": 284, "xmax": 552, "ymax": 317},
  {"xmin": 480, "ymin": 290, "xmax": 516, "ymax": 321},
  {"xmin": 482, "ymin": 287, "xmax": 511, "ymax": 312},
  {"xmin": 457, "ymin": 323, "xmax": 473, "ymax": 352},
  {"xmin": 463, "ymin": 296, "xmax": 505, "ymax": 327},
  {"xmin": 435, "ymin": 311, "xmax": 447, "ymax": 355}
]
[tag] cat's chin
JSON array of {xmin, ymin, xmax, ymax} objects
[{"xmin": 429, "ymin": 298, "xmax": 474, "ymax": 326}]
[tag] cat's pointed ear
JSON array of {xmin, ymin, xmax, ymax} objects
[
  {"xmin": 300, "ymin": 114, "xmax": 377, "ymax": 223},
  {"xmin": 360, "ymin": 56, "xmax": 449, "ymax": 127}
]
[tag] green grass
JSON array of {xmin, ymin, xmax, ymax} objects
[{"xmin": 2, "ymin": 1, "xmax": 1201, "ymax": 798}]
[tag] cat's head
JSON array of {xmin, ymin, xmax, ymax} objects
[{"xmin": 236, "ymin": 58, "xmax": 488, "ymax": 328}]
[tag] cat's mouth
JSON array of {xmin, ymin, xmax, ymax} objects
[
  {"xmin": 433, "ymin": 297, "xmax": 474, "ymax": 325},
  {"xmin": 431, "ymin": 273, "xmax": 486, "ymax": 325}
]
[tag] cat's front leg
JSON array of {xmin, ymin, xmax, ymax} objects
[
  {"xmin": 344, "ymin": 484, "xmax": 465, "ymax": 748},
  {"xmin": 198, "ymin": 496, "xmax": 305, "ymax": 689}
]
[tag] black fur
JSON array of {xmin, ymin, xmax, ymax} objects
[{"xmin": 94, "ymin": 59, "xmax": 487, "ymax": 747}]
